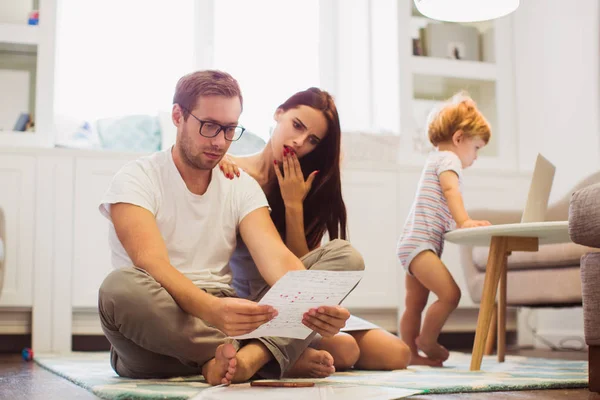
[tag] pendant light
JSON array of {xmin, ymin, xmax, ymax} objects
[{"xmin": 414, "ymin": 0, "xmax": 520, "ymax": 22}]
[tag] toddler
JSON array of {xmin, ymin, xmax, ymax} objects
[{"xmin": 397, "ymin": 92, "xmax": 492, "ymax": 366}]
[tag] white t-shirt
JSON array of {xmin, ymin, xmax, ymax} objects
[{"xmin": 99, "ymin": 147, "xmax": 269, "ymax": 290}]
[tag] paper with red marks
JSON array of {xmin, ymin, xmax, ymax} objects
[{"xmin": 232, "ymin": 270, "xmax": 363, "ymax": 340}]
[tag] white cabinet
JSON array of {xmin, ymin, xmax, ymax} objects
[
  {"xmin": 342, "ymin": 169, "xmax": 400, "ymax": 309},
  {"xmin": 72, "ymin": 157, "xmax": 135, "ymax": 308},
  {"xmin": 32, "ymin": 155, "xmax": 75, "ymax": 352},
  {"xmin": 0, "ymin": 155, "xmax": 35, "ymax": 306}
]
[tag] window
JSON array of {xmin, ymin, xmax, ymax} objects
[
  {"xmin": 54, "ymin": 0, "xmax": 398, "ymax": 150},
  {"xmin": 213, "ymin": 0, "xmax": 320, "ymax": 142},
  {"xmin": 55, "ymin": 0, "xmax": 195, "ymax": 143}
]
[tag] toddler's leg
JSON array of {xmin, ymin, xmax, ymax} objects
[
  {"xmin": 410, "ymin": 251, "xmax": 461, "ymax": 362},
  {"xmin": 400, "ymin": 273, "xmax": 442, "ymax": 366}
]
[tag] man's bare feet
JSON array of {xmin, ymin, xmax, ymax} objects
[
  {"xmin": 202, "ymin": 343, "xmax": 238, "ymax": 385},
  {"xmin": 415, "ymin": 336, "xmax": 450, "ymax": 362},
  {"xmin": 285, "ymin": 348, "xmax": 336, "ymax": 378},
  {"xmin": 409, "ymin": 353, "xmax": 444, "ymax": 367}
]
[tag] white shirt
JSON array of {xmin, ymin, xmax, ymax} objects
[{"xmin": 99, "ymin": 147, "xmax": 269, "ymax": 290}]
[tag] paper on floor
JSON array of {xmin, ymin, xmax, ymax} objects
[
  {"xmin": 341, "ymin": 315, "xmax": 381, "ymax": 332},
  {"xmin": 232, "ymin": 270, "xmax": 363, "ymax": 340},
  {"xmin": 192, "ymin": 383, "xmax": 422, "ymax": 400}
]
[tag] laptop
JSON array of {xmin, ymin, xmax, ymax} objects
[{"xmin": 520, "ymin": 153, "xmax": 556, "ymax": 223}]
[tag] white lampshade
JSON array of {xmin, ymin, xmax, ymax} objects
[{"xmin": 414, "ymin": 0, "xmax": 520, "ymax": 22}]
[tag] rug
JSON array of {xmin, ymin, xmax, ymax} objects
[{"xmin": 34, "ymin": 351, "xmax": 588, "ymax": 400}]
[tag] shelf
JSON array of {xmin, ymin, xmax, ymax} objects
[
  {"xmin": 0, "ymin": 23, "xmax": 39, "ymax": 46},
  {"xmin": 411, "ymin": 56, "xmax": 497, "ymax": 81},
  {"xmin": 0, "ymin": 131, "xmax": 49, "ymax": 147}
]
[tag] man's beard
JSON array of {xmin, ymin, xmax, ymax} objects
[{"xmin": 179, "ymin": 129, "xmax": 222, "ymax": 170}]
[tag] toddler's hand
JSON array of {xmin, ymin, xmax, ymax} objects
[{"xmin": 460, "ymin": 219, "xmax": 491, "ymax": 229}]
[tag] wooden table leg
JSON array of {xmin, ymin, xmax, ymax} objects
[
  {"xmin": 498, "ymin": 253, "xmax": 508, "ymax": 362},
  {"xmin": 484, "ymin": 303, "xmax": 497, "ymax": 355},
  {"xmin": 470, "ymin": 236, "xmax": 538, "ymax": 371},
  {"xmin": 470, "ymin": 237, "xmax": 507, "ymax": 371}
]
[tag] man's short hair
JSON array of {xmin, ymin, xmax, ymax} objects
[{"xmin": 173, "ymin": 70, "xmax": 243, "ymax": 119}]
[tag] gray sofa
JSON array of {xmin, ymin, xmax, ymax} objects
[
  {"xmin": 0, "ymin": 208, "xmax": 4, "ymax": 298},
  {"xmin": 459, "ymin": 172, "xmax": 600, "ymax": 308},
  {"xmin": 569, "ymin": 182, "xmax": 600, "ymax": 392}
]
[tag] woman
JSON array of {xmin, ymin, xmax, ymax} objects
[{"xmin": 221, "ymin": 88, "xmax": 411, "ymax": 377}]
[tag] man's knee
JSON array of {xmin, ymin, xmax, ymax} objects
[
  {"xmin": 100, "ymin": 268, "xmax": 146, "ymax": 302},
  {"xmin": 328, "ymin": 239, "xmax": 365, "ymax": 272},
  {"xmin": 99, "ymin": 267, "xmax": 153, "ymax": 325}
]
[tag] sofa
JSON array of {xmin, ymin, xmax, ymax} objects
[
  {"xmin": 569, "ymin": 182, "xmax": 600, "ymax": 392},
  {"xmin": 0, "ymin": 207, "xmax": 4, "ymax": 298},
  {"xmin": 459, "ymin": 172, "xmax": 600, "ymax": 308}
]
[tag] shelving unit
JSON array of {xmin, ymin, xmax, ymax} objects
[
  {"xmin": 411, "ymin": 56, "xmax": 497, "ymax": 81},
  {"xmin": 397, "ymin": 0, "xmax": 518, "ymax": 170},
  {"xmin": 0, "ymin": 0, "xmax": 57, "ymax": 147},
  {"xmin": 0, "ymin": 22, "xmax": 39, "ymax": 46}
]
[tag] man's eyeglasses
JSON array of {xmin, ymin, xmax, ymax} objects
[{"xmin": 180, "ymin": 105, "xmax": 246, "ymax": 142}]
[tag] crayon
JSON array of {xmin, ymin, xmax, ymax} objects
[{"xmin": 250, "ymin": 381, "xmax": 315, "ymax": 388}]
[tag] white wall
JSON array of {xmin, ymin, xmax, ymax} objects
[
  {"xmin": 513, "ymin": 0, "xmax": 598, "ymax": 348},
  {"xmin": 514, "ymin": 0, "xmax": 600, "ymax": 201}
]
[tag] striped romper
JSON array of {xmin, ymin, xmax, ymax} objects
[{"xmin": 397, "ymin": 150, "xmax": 463, "ymax": 275}]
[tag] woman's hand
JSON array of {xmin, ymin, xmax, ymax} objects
[
  {"xmin": 218, "ymin": 154, "xmax": 240, "ymax": 180},
  {"xmin": 302, "ymin": 305, "xmax": 350, "ymax": 337},
  {"xmin": 274, "ymin": 148, "xmax": 318, "ymax": 207}
]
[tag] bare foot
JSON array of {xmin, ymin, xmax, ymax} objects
[
  {"xmin": 409, "ymin": 353, "xmax": 444, "ymax": 367},
  {"xmin": 285, "ymin": 348, "xmax": 336, "ymax": 378},
  {"xmin": 202, "ymin": 343, "xmax": 237, "ymax": 385},
  {"xmin": 415, "ymin": 336, "xmax": 450, "ymax": 362}
]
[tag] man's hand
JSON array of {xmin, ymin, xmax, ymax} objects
[
  {"xmin": 205, "ymin": 297, "xmax": 278, "ymax": 337},
  {"xmin": 302, "ymin": 305, "xmax": 350, "ymax": 337},
  {"xmin": 459, "ymin": 219, "xmax": 492, "ymax": 229}
]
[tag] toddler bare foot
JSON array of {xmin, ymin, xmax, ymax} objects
[
  {"xmin": 285, "ymin": 348, "xmax": 335, "ymax": 378},
  {"xmin": 415, "ymin": 336, "xmax": 450, "ymax": 362},
  {"xmin": 409, "ymin": 353, "xmax": 444, "ymax": 367},
  {"xmin": 202, "ymin": 343, "xmax": 237, "ymax": 385}
]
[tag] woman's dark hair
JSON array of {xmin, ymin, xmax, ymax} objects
[{"xmin": 268, "ymin": 87, "xmax": 347, "ymax": 249}]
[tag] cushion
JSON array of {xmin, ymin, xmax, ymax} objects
[
  {"xmin": 158, "ymin": 111, "xmax": 176, "ymax": 150},
  {"xmin": 228, "ymin": 130, "xmax": 266, "ymax": 156},
  {"xmin": 97, "ymin": 115, "xmax": 161, "ymax": 152},
  {"xmin": 472, "ymin": 242, "xmax": 600, "ymax": 272},
  {"xmin": 466, "ymin": 265, "xmax": 582, "ymax": 306},
  {"xmin": 569, "ymin": 182, "xmax": 600, "ymax": 248}
]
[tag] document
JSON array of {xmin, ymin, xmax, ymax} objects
[
  {"xmin": 193, "ymin": 383, "xmax": 422, "ymax": 400},
  {"xmin": 341, "ymin": 315, "xmax": 381, "ymax": 332},
  {"xmin": 232, "ymin": 270, "xmax": 363, "ymax": 340}
]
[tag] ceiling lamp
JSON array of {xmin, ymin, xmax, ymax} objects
[{"xmin": 414, "ymin": 0, "xmax": 520, "ymax": 22}]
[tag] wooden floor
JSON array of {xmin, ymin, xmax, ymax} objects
[{"xmin": 0, "ymin": 348, "xmax": 598, "ymax": 399}]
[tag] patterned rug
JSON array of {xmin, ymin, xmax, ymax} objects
[{"xmin": 34, "ymin": 351, "xmax": 588, "ymax": 399}]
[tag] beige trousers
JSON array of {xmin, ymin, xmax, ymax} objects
[{"xmin": 98, "ymin": 239, "xmax": 364, "ymax": 379}]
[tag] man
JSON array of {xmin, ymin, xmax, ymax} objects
[{"xmin": 98, "ymin": 70, "xmax": 365, "ymax": 385}]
